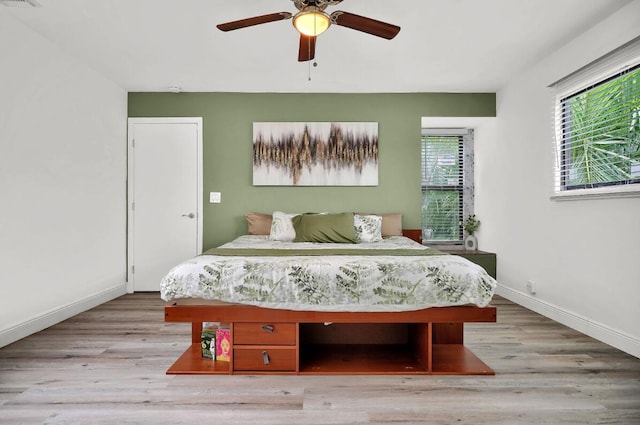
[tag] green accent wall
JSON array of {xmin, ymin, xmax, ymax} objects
[{"xmin": 128, "ymin": 92, "xmax": 496, "ymax": 250}]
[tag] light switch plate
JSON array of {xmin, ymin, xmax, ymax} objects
[{"xmin": 209, "ymin": 192, "xmax": 221, "ymax": 203}]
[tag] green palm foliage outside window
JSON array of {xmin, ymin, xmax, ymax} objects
[
  {"xmin": 421, "ymin": 135, "xmax": 463, "ymax": 242},
  {"xmin": 560, "ymin": 65, "xmax": 640, "ymax": 190}
]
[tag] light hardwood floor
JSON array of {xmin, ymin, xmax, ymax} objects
[{"xmin": 1, "ymin": 294, "xmax": 639, "ymax": 425}]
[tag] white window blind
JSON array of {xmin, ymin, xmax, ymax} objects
[
  {"xmin": 421, "ymin": 129, "xmax": 473, "ymax": 243},
  {"xmin": 551, "ymin": 36, "xmax": 640, "ymax": 194}
]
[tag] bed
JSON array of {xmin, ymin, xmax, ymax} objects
[{"xmin": 162, "ymin": 212, "xmax": 497, "ymax": 375}]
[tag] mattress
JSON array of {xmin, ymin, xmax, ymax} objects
[{"xmin": 160, "ymin": 235, "xmax": 496, "ymax": 312}]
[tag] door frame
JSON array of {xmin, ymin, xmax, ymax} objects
[{"xmin": 126, "ymin": 117, "xmax": 203, "ymax": 293}]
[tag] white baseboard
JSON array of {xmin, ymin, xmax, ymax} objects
[
  {"xmin": 497, "ymin": 284, "xmax": 640, "ymax": 359},
  {"xmin": 0, "ymin": 283, "xmax": 127, "ymax": 348}
]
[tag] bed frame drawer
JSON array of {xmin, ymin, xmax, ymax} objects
[
  {"xmin": 233, "ymin": 348, "xmax": 297, "ymax": 371},
  {"xmin": 233, "ymin": 322, "xmax": 296, "ymax": 345}
]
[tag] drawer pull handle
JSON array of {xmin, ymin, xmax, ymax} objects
[
  {"xmin": 262, "ymin": 351, "xmax": 270, "ymax": 365},
  {"xmin": 261, "ymin": 325, "xmax": 275, "ymax": 333}
]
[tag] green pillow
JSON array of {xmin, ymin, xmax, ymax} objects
[{"xmin": 292, "ymin": 212, "xmax": 356, "ymax": 243}]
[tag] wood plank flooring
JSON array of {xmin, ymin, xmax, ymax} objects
[{"xmin": 1, "ymin": 294, "xmax": 639, "ymax": 424}]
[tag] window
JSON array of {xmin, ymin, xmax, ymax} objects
[
  {"xmin": 421, "ymin": 129, "xmax": 474, "ymax": 244},
  {"xmin": 552, "ymin": 37, "xmax": 640, "ymax": 196}
]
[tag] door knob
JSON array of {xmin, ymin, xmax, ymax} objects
[{"xmin": 181, "ymin": 213, "xmax": 195, "ymax": 219}]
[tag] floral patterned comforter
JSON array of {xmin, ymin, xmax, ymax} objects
[{"xmin": 160, "ymin": 235, "xmax": 496, "ymax": 312}]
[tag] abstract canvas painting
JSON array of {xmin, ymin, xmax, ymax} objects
[{"xmin": 253, "ymin": 122, "xmax": 378, "ymax": 186}]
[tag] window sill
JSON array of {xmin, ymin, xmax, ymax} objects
[
  {"xmin": 425, "ymin": 243, "xmax": 464, "ymax": 249},
  {"xmin": 550, "ymin": 185, "xmax": 640, "ymax": 201}
]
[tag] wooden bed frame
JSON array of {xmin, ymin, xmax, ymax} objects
[{"xmin": 163, "ymin": 230, "xmax": 497, "ymax": 375}]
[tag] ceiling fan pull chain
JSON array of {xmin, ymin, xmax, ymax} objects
[{"xmin": 308, "ymin": 33, "xmax": 312, "ymax": 81}]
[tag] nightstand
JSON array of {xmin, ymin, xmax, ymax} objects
[
  {"xmin": 400, "ymin": 229, "xmax": 497, "ymax": 279},
  {"xmin": 436, "ymin": 248, "xmax": 497, "ymax": 279}
]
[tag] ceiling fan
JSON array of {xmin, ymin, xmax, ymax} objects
[{"xmin": 216, "ymin": 0, "xmax": 400, "ymax": 62}]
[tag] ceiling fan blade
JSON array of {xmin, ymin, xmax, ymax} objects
[
  {"xmin": 298, "ymin": 35, "xmax": 316, "ymax": 62},
  {"xmin": 330, "ymin": 11, "xmax": 400, "ymax": 39},
  {"xmin": 217, "ymin": 12, "xmax": 292, "ymax": 32}
]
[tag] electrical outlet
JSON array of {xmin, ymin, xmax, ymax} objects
[{"xmin": 526, "ymin": 280, "xmax": 536, "ymax": 294}]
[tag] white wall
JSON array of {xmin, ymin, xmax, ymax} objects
[
  {"xmin": 476, "ymin": 1, "xmax": 640, "ymax": 358},
  {"xmin": 0, "ymin": 11, "xmax": 128, "ymax": 347}
]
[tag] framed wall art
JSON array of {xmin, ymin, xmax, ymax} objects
[{"xmin": 253, "ymin": 122, "xmax": 379, "ymax": 186}]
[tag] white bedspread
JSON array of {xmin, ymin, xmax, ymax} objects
[{"xmin": 160, "ymin": 235, "xmax": 496, "ymax": 312}]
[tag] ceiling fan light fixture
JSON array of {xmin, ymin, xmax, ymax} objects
[{"xmin": 293, "ymin": 6, "xmax": 330, "ymax": 36}]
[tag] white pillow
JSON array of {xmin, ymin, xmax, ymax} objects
[
  {"xmin": 269, "ymin": 211, "xmax": 299, "ymax": 241},
  {"xmin": 354, "ymin": 214, "xmax": 383, "ymax": 243}
]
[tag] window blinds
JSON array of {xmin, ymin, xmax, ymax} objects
[
  {"xmin": 421, "ymin": 133, "xmax": 464, "ymax": 242},
  {"xmin": 551, "ymin": 36, "xmax": 640, "ymax": 192}
]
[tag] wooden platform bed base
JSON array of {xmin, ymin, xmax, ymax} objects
[{"xmin": 164, "ymin": 303, "xmax": 497, "ymax": 376}]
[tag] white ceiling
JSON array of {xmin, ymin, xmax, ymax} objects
[{"xmin": 3, "ymin": 0, "xmax": 633, "ymax": 93}]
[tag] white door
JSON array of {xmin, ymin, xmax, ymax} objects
[{"xmin": 127, "ymin": 118, "xmax": 202, "ymax": 292}]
